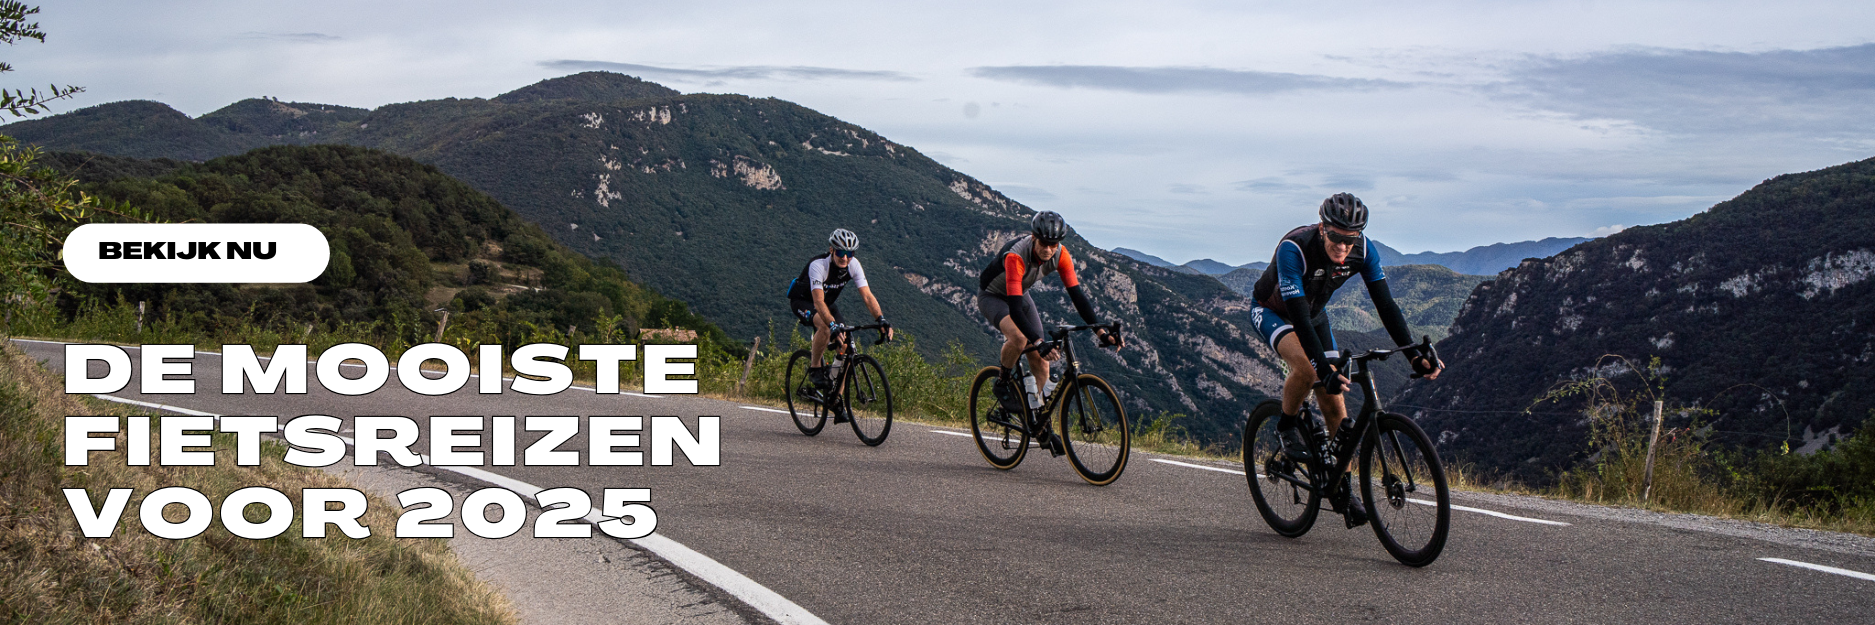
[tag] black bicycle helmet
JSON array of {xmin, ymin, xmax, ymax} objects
[
  {"xmin": 828, "ymin": 228, "xmax": 859, "ymax": 252},
  {"xmin": 1319, "ymin": 193, "xmax": 1368, "ymax": 231},
  {"xmin": 1030, "ymin": 211, "xmax": 1068, "ymax": 244}
]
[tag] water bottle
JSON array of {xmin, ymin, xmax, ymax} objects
[
  {"xmin": 1022, "ymin": 374, "xmax": 1042, "ymax": 409},
  {"xmin": 828, "ymin": 360, "xmax": 844, "ymax": 384},
  {"xmin": 1309, "ymin": 412, "xmax": 1332, "ymax": 459}
]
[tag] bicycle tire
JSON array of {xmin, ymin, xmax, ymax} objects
[
  {"xmin": 845, "ymin": 355, "xmax": 893, "ymax": 446},
  {"xmin": 1244, "ymin": 399, "xmax": 1320, "ymax": 537},
  {"xmin": 968, "ymin": 366, "xmax": 1028, "ymax": 469},
  {"xmin": 1060, "ymin": 374, "xmax": 1129, "ymax": 485},
  {"xmin": 1360, "ymin": 411, "xmax": 1450, "ymax": 567},
  {"xmin": 784, "ymin": 349, "xmax": 826, "ymax": 436}
]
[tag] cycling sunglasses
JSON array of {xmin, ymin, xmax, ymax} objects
[
  {"xmin": 833, "ymin": 249, "xmax": 856, "ymax": 258},
  {"xmin": 1322, "ymin": 228, "xmax": 1363, "ymax": 246}
]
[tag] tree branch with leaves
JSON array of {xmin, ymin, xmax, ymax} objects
[{"xmin": 0, "ymin": 1, "xmax": 81, "ymax": 117}]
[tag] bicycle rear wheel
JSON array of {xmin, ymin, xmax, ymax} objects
[
  {"xmin": 845, "ymin": 355, "xmax": 893, "ymax": 446},
  {"xmin": 1360, "ymin": 412, "xmax": 1450, "ymax": 567},
  {"xmin": 968, "ymin": 366, "xmax": 1028, "ymax": 469},
  {"xmin": 1060, "ymin": 374, "xmax": 1129, "ymax": 485},
  {"xmin": 784, "ymin": 349, "xmax": 826, "ymax": 436},
  {"xmin": 1244, "ymin": 399, "xmax": 1320, "ymax": 537}
]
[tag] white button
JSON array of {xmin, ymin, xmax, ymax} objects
[{"xmin": 64, "ymin": 224, "xmax": 331, "ymax": 283}]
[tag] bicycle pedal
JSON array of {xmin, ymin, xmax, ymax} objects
[{"xmin": 1043, "ymin": 434, "xmax": 1065, "ymax": 457}]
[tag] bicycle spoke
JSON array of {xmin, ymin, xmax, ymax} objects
[
  {"xmin": 1059, "ymin": 375, "xmax": 1129, "ymax": 485},
  {"xmin": 1361, "ymin": 413, "xmax": 1449, "ymax": 567},
  {"xmin": 1245, "ymin": 400, "xmax": 1321, "ymax": 537}
]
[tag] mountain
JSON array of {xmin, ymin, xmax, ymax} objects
[
  {"xmin": 1214, "ymin": 264, "xmax": 1267, "ymax": 295},
  {"xmin": 1374, "ymin": 237, "xmax": 1592, "ymax": 275},
  {"xmin": 10, "ymin": 72, "xmax": 1294, "ymax": 445},
  {"xmin": 1110, "ymin": 249, "xmax": 1257, "ymax": 276},
  {"xmin": 1181, "ymin": 258, "xmax": 1238, "ymax": 275},
  {"xmin": 3, "ymin": 100, "xmax": 251, "ymax": 161},
  {"xmin": 1394, "ymin": 156, "xmax": 1875, "ymax": 484},
  {"xmin": 1112, "ymin": 247, "xmax": 1176, "ymax": 267}
]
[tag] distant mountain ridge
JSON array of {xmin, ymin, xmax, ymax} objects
[
  {"xmin": 1373, "ymin": 237, "xmax": 1592, "ymax": 275},
  {"xmin": 1112, "ymin": 247, "xmax": 1262, "ymax": 276}
]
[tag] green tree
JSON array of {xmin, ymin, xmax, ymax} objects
[
  {"xmin": 0, "ymin": 3, "xmax": 140, "ymax": 325},
  {"xmin": 0, "ymin": 1, "xmax": 82, "ymax": 117}
]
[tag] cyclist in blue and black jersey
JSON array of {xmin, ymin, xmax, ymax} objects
[
  {"xmin": 1248, "ymin": 193, "xmax": 1443, "ymax": 527},
  {"xmin": 788, "ymin": 228, "xmax": 893, "ymax": 395}
]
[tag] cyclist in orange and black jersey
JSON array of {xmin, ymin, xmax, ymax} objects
[{"xmin": 976, "ymin": 211, "xmax": 1123, "ymax": 424}]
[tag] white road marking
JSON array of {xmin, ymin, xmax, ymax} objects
[
  {"xmin": 740, "ymin": 406, "xmax": 792, "ymax": 414},
  {"xmin": 1152, "ymin": 458, "xmax": 1245, "ymax": 475},
  {"xmin": 91, "ymin": 394, "xmax": 219, "ymax": 417},
  {"xmin": 1148, "ymin": 458, "xmax": 1571, "ymax": 527},
  {"xmin": 1760, "ymin": 558, "xmax": 1875, "ymax": 582},
  {"xmin": 82, "ymin": 392, "xmax": 828, "ymax": 625},
  {"xmin": 1410, "ymin": 499, "xmax": 1572, "ymax": 526},
  {"xmin": 929, "ymin": 430, "xmax": 1042, "ymax": 447}
]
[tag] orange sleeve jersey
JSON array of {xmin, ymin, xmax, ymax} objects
[{"xmin": 1002, "ymin": 247, "xmax": 1077, "ymax": 296}]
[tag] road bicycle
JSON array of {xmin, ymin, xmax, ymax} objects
[
  {"xmin": 1243, "ymin": 337, "xmax": 1451, "ymax": 566},
  {"xmin": 784, "ymin": 323, "xmax": 893, "ymax": 446},
  {"xmin": 967, "ymin": 322, "xmax": 1129, "ymax": 485}
]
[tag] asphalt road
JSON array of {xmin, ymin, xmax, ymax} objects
[{"xmin": 20, "ymin": 340, "xmax": 1875, "ymax": 624}]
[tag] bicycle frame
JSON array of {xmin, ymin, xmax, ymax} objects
[
  {"xmin": 999, "ymin": 323, "xmax": 1113, "ymax": 433},
  {"xmin": 820, "ymin": 322, "xmax": 889, "ymax": 396},
  {"xmin": 1270, "ymin": 343, "xmax": 1426, "ymax": 499}
]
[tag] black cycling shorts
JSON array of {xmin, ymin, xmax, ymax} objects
[
  {"xmin": 977, "ymin": 292, "xmax": 1043, "ymax": 342},
  {"xmin": 790, "ymin": 298, "xmax": 843, "ymax": 328}
]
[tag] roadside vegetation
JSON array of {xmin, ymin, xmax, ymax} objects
[
  {"xmin": 1484, "ymin": 355, "xmax": 1875, "ymax": 536},
  {"xmin": 0, "ymin": 342, "xmax": 518, "ymax": 624}
]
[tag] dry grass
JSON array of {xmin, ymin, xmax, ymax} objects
[{"xmin": 0, "ymin": 341, "xmax": 519, "ymax": 625}]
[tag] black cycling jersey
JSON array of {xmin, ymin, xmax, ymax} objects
[
  {"xmin": 1249, "ymin": 224, "xmax": 1414, "ymax": 366},
  {"xmin": 1252, "ymin": 225, "xmax": 1384, "ymax": 315},
  {"xmin": 787, "ymin": 253, "xmax": 868, "ymax": 303}
]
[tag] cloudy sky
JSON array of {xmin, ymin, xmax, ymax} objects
[{"xmin": 12, "ymin": 1, "xmax": 1875, "ymax": 264}]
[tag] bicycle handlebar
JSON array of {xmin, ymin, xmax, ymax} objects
[
  {"xmin": 1022, "ymin": 321, "xmax": 1125, "ymax": 356},
  {"xmin": 828, "ymin": 322, "xmax": 893, "ymax": 345},
  {"xmin": 1348, "ymin": 335, "xmax": 1440, "ymax": 378},
  {"xmin": 1308, "ymin": 336, "xmax": 1439, "ymax": 390}
]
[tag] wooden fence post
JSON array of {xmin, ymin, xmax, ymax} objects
[
  {"xmin": 434, "ymin": 310, "xmax": 450, "ymax": 343},
  {"xmin": 736, "ymin": 336, "xmax": 762, "ymax": 397},
  {"xmin": 1642, "ymin": 400, "xmax": 1665, "ymax": 503}
]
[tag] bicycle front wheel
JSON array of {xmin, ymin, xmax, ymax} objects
[
  {"xmin": 1244, "ymin": 399, "xmax": 1320, "ymax": 537},
  {"xmin": 784, "ymin": 349, "xmax": 826, "ymax": 436},
  {"xmin": 845, "ymin": 355, "xmax": 893, "ymax": 446},
  {"xmin": 1360, "ymin": 412, "xmax": 1450, "ymax": 567},
  {"xmin": 1060, "ymin": 374, "xmax": 1129, "ymax": 485},
  {"xmin": 968, "ymin": 366, "xmax": 1028, "ymax": 469}
]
